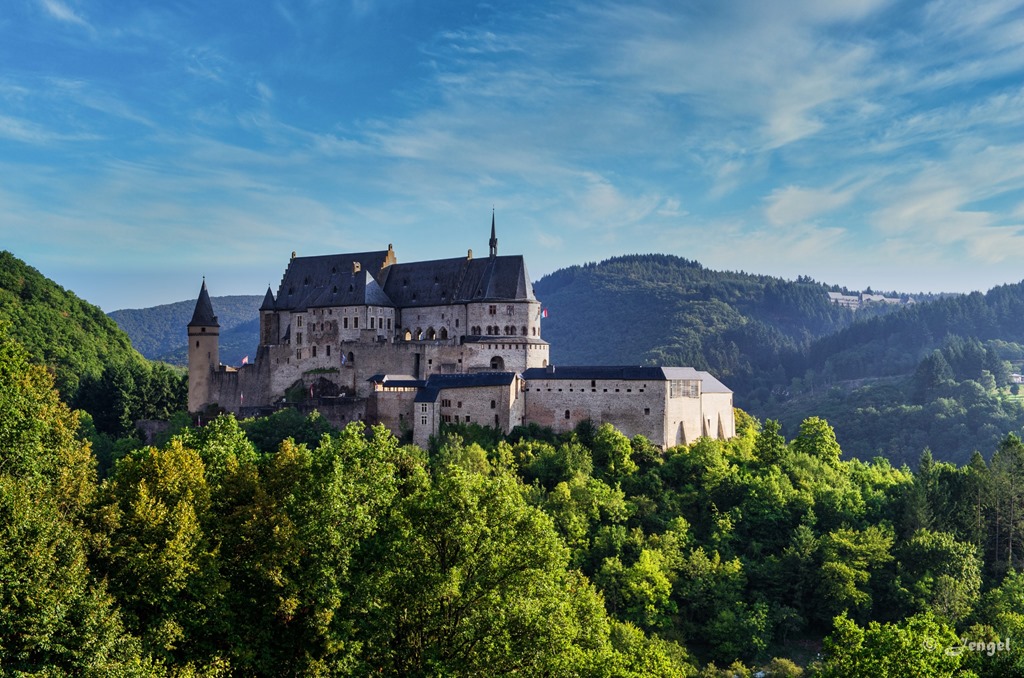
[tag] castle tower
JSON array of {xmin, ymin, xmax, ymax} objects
[
  {"xmin": 187, "ymin": 279, "xmax": 220, "ymax": 413},
  {"xmin": 259, "ymin": 286, "xmax": 279, "ymax": 345}
]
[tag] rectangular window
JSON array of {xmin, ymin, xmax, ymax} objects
[
  {"xmin": 489, "ymin": 305, "xmax": 497, "ymax": 315},
  {"xmin": 644, "ymin": 408, "xmax": 651, "ymax": 415},
  {"xmin": 297, "ymin": 316, "xmax": 303, "ymax": 327},
  {"xmin": 296, "ymin": 349, "xmax": 301, "ymax": 359},
  {"xmin": 296, "ymin": 332, "xmax": 303, "ymax": 345},
  {"xmin": 370, "ymin": 317, "xmax": 375, "ymax": 329},
  {"xmin": 421, "ymin": 416, "xmax": 427, "ymax": 425},
  {"xmin": 343, "ymin": 317, "xmax": 349, "ymax": 329},
  {"xmin": 326, "ymin": 345, "xmax": 331, "ymax": 357},
  {"xmin": 354, "ymin": 317, "xmax": 359, "ymax": 328},
  {"xmin": 506, "ymin": 305, "xmax": 514, "ymax": 315},
  {"xmin": 421, "ymin": 404, "xmax": 427, "ymax": 413},
  {"xmin": 670, "ymin": 380, "xmax": 699, "ymax": 398},
  {"xmin": 387, "ymin": 318, "xmax": 392, "ymax": 330},
  {"xmin": 465, "ymin": 415, "xmax": 470, "ymax": 422},
  {"xmin": 312, "ymin": 345, "xmax": 317, "ymax": 357},
  {"xmin": 378, "ymin": 317, "xmax": 383, "ymax": 330}
]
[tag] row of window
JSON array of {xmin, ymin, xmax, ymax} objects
[
  {"xmin": 439, "ymin": 399, "xmax": 498, "ymax": 409},
  {"xmin": 526, "ymin": 386, "xmax": 645, "ymax": 393},
  {"xmin": 294, "ymin": 347, "xmax": 355, "ymax": 364},
  {"xmin": 669, "ymin": 380, "xmax": 700, "ymax": 398},
  {"xmin": 470, "ymin": 325, "xmax": 535, "ymax": 336}
]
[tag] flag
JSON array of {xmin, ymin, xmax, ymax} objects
[
  {"xmin": 241, "ymin": 355, "xmax": 249, "ymax": 365},
  {"xmin": 310, "ymin": 384, "xmax": 314, "ymax": 398},
  {"xmin": 541, "ymin": 308, "xmax": 549, "ymax": 318}
]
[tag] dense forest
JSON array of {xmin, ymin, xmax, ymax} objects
[
  {"xmin": 0, "ymin": 252, "xmax": 187, "ymax": 468},
  {"xmin": 2, "ymin": 327, "xmax": 1023, "ymax": 676}
]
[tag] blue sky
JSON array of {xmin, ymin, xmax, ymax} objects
[{"xmin": 5, "ymin": 0, "xmax": 1024, "ymax": 311}]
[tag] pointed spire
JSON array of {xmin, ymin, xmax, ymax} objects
[
  {"xmin": 489, "ymin": 208, "xmax": 498, "ymax": 258},
  {"xmin": 259, "ymin": 285, "xmax": 276, "ymax": 311},
  {"xmin": 188, "ymin": 279, "xmax": 219, "ymax": 327}
]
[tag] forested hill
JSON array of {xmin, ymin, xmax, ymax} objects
[
  {"xmin": 762, "ymin": 281, "xmax": 1024, "ymax": 466},
  {"xmin": 791, "ymin": 283, "xmax": 1024, "ymax": 384},
  {"xmin": 110, "ymin": 295, "xmax": 262, "ymax": 366},
  {"xmin": 534, "ymin": 254, "xmax": 881, "ymax": 395},
  {"xmin": 0, "ymin": 251, "xmax": 140, "ymax": 399}
]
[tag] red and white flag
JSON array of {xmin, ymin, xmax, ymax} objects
[
  {"xmin": 241, "ymin": 355, "xmax": 249, "ymax": 365},
  {"xmin": 541, "ymin": 308, "xmax": 549, "ymax": 318}
]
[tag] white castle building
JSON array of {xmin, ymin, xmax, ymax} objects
[{"xmin": 188, "ymin": 216, "xmax": 735, "ymax": 448}]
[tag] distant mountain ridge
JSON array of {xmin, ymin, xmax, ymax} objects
[{"xmin": 109, "ymin": 295, "xmax": 263, "ymax": 366}]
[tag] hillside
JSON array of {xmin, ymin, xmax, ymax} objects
[
  {"xmin": 109, "ymin": 294, "xmax": 263, "ymax": 366},
  {"xmin": 760, "ymin": 283, "xmax": 1024, "ymax": 465},
  {"xmin": 0, "ymin": 250, "xmax": 142, "ymax": 399},
  {"xmin": 534, "ymin": 254, "xmax": 894, "ymax": 396}
]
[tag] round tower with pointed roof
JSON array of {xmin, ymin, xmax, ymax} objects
[{"xmin": 187, "ymin": 278, "xmax": 220, "ymax": 413}]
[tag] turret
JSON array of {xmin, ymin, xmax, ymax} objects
[
  {"xmin": 259, "ymin": 286, "xmax": 279, "ymax": 345},
  {"xmin": 187, "ymin": 279, "xmax": 220, "ymax": 413}
]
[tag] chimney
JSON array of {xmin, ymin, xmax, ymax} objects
[
  {"xmin": 467, "ymin": 248, "xmax": 473, "ymax": 260},
  {"xmin": 353, "ymin": 261, "xmax": 362, "ymax": 274}
]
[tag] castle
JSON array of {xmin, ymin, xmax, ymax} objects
[{"xmin": 187, "ymin": 216, "xmax": 735, "ymax": 448}]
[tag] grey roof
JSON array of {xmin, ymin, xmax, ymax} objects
[
  {"xmin": 521, "ymin": 365, "xmax": 732, "ymax": 393},
  {"xmin": 414, "ymin": 372, "xmax": 518, "ymax": 403},
  {"xmin": 380, "ymin": 255, "xmax": 535, "ymax": 307},
  {"xmin": 259, "ymin": 287, "xmax": 276, "ymax": 311},
  {"xmin": 522, "ymin": 366, "xmax": 666, "ymax": 381},
  {"xmin": 274, "ymin": 251, "xmax": 395, "ymax": 311},
  {"xmin": 188, "ymin": 280, "xmax": 219, "ymax": 327}
]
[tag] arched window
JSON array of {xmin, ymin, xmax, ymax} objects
[
  {"xmin": 521, "ymin": 326, "xmax": 527, "ymax": 335},
  {"xmin": 490, "ymin": 356, "xmax": 504, "ymax": 370},
  {"xmin": 404, "ymin": 329, "xmax": 412, "ymax": 341},
  {"xmin": 347, "ymin": 351, "xmax": 355, "ymax": 365},
  {"xmin": 440, "ymin": 327, "xmax": 449, "ymax": 339},
  {"xmin": 426, "ymin": 327, "xmax": 436, "ymax": 340},
  {"xmin": 415, "ymin": 328, "xmax": 423, "ymax": 340},
  {"xmin": 490, "ymin": 400, "xmax": 496, "ymax": 409}
]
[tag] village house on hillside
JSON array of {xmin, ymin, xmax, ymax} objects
[{"xmin": 187, "ymin": 215, "xmax": 735, "ymax": 449}]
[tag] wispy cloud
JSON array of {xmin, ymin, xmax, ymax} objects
[{"xmin": 38, "ymin": 0, "xmax": 91, "ymax": 29}]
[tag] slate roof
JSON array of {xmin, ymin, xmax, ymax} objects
[
  {"xmin": 414, "ymin": 372, "xmax": 518, "ymax": 403},
  {"xmin": 520, "ymin": 365, "xmax": 732, "ymax": 393},
  {"xmin": 188, "ymin": 280, "xmax": 219, "ymax": 327},
  {"xmin": 274, "ymin": 251, "xmax": 394, "ymax": 311},
  {"xmin": 379, "ymin": 255, "xmax": 535, "ymax": 308},
  {"xmin": 661, "ymin": 367, "xmax": 732, "ymax": 393},
  {"xmin": 521, "ymin": 366, "xmax": 667, "ymax": 381},
  {"xmin": 272, "ymin": 248, "xmax": 535, "ymax": 312},
  {"xmin": 260, "ymin": 287, "xmax": 276, "ymax": 311}
]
